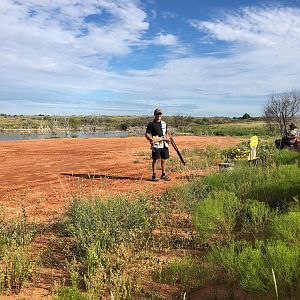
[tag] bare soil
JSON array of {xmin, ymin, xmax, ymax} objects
[
  {"xmin": 0, "ymin": 135, "xmax": 240, "ymax": 300},
  {"xmin": 0, "ymin": 136, "xmax": 239, "ymax": 221}
]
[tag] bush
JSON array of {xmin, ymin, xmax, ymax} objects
[
  {"xmin": 266, "ymin": 241, "xmax": 300, "ymax": 295},
  {"xmin": 268, "ymin": 211, "xmax": 300, "ymax": 244},
  {"xmin": 208, "ymin": 240, "xmax": 300, "ymax": 295},
  {"xmin": 194, "ymin": 192, "xmax": 241, "ymax": 242},
  {"xmin": 0, "ymin": 245, "xmax": 34, "ymax": 293},
  {"xmin": 199, "ymin": 165, "xmax": 300, "ymax": 208},
  {"xmin": 241, "ymin": 199, "xmax": 272, "ymax": 234},
  {"xmin": 155, "ymin": 256, "xmax": 206, "ymax": 292},
  {"xmin": 273, "ymin": 149, "xmax": 300, "ymax": 166},
  {"xmin": 55, "ymin": 287, "xmax": 89, "ymax": 300},
  {"xmin": 65, "ymin": 195, "xmax": 155, "ymax": 257}
]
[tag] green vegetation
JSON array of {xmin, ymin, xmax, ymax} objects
[
  {"xmin": 0, "ymin": 209, "xmax": 36, "ymax": 293},
  {"xmin": 0, "ymin": 114, "xmax": 281, "ymax": 137},
  {"xmin": 1, "ymin": 136, "xmax": 299, "ymax": 298},
  {"xmin": 154, "ymin": 256, "xmax": 206, "ymax": 293},
  {"xmin": 194, "ymin": 192, "xmax": 242, "ymax": 242}
]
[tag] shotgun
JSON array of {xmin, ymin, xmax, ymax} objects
[{"xmin": 170, "ymin": 137, "xmax": 186, "ymax": 165}]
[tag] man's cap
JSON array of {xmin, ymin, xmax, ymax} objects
[
  {"xmin": 289, "ymin": 123, "xmax": 297, "ymax": 129},
  {"xmin": 154, "ymin": 108, "xmax": 162, "ymax": 115}
]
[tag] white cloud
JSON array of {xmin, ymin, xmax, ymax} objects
[
  {"xmin": 0, "ymin": 0, "xmax": 149, "ymax": 72},
  {"xmin": 153, "ymin": 33, "xmax": 178, "ymax": 46},
  {"xmin": 190, "ymin": 6, "xmax": 300, "ymax": 48},
  {"xmin": 1, "ymin": 3, "xmax": 300, "ymax": 116}
]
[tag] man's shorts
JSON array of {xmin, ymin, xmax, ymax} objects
[{"xmin": 152, "ymin": 147, "xmax": 169, "ymax": 160}]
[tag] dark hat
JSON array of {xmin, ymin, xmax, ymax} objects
[
  {"xmin": 289, "ymin": 123, "xmax": 297, "ymax": 129},
  {"xmin": 154, "ymin": 108, "xmax": 162, "ymax": 115}
]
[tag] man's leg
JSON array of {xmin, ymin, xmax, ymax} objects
[
  {"xmin": 161, "ymin": 159, "xmax": 166, "ymax": 174},
  {"xmin": 160, "ymin": 158, "xmax": 170, "ymax": 180},
  {"xmin": 152, "ymin": 159, "xmax": 157, "ymax": 175}
]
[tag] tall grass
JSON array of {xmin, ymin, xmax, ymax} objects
[
  {"xmin": 154, "ymin": 256, "xmax": 206, "ymax": 294},
  {"xmin": 208, "ymin": 240, "xmax": 300, "ymax": 296},
  {"xmin": 65, "ymin": 194, "xmax": 155, "ymax": 257},
  {"xmin": 194, "ymin": 191, "xmax": 241, "ymax": 242},
  {"xmin": 194, "ymin": 164, "xmax": 300, "ymax": 207},
  {"xmin": 268, "ymin": 210, "xmax": 300, "ymax": 244},
  {"xmin": 0, "ymin": 208, "xmax": 36, "ymax": 294}
]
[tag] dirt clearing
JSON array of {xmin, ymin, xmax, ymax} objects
[{"xmin": 0, "ymin": 136, "xmax": 239, "ymax": 220}]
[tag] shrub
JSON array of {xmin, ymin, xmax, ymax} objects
[
  {"xmin": 273, "ymin": 149, "xmax": 300, "ymax": 166},
  {"xmin": 235, "ymin": 241, "xmax": 269, "ymax": 292},
  {"xmin": 208, "ymin": 240, "xmax": 300, "ymax": 296},
  {"xmin": 155, "ymin": 256, "xmax": 206, "ymax": 292},
  {"xmin": 55, "ymin": 287, "xmax": 89, "ymax": 300},
  {"xmin": 65, "ymin": 195, "xmax": 155, "ymax": 257},
  {"xmin": 268, "ymin": 211, "xmax": 300, "ymax": 244},
  {"xmin": 0, "ymin": 245, "xmax": 34, "ymax": 293},
  {"xmin": 200, "ymin": 165, "xmax": 300, "ymax": 207},
  {"xmin": 266, "ymin": 241, "xmax": 300, "ymax": 295},
  {"xmin": 194, "ymin": 192, "xmax": 241, "ymax": 242},
  {"xmin": 241, "ymin": 199, "xmax": 272, "ymax": 234}
]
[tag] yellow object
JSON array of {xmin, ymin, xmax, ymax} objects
[{"xmin": 248, "ymin": 136, "xmax": 259, "ymax": 161}]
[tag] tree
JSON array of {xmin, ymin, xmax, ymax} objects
[
  {"xmin": 264, "ymin": 91, "xmax": 300, "ymax": 136},
  {"xmin": 241, "ymin": 113, "xmax": 251, "ymax": 119}
]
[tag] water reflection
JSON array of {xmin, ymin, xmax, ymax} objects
[{"xmin": 0, "ymin": 131, "xmax": 130, "ymax": 141}]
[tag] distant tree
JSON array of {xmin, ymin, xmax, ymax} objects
[
  {"xmin": 264, "ymin": 91, "xmax": 300, "ymax": 136},
  {"xmin": 241, "ymin": 113, "xmax": 251, "ymax": 119}
]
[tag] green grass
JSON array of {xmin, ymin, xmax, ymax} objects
[
  {"xmin": 154, "ymin": 256, "xmax": 206, "ymax": 293},
  {"xmin": 192, "ymin": 164, "xmax": 300, "ymax": 208},
  {"xmin": 268, "ymin": 210, "xmax": 300, "ymax": 244},
  {"xmin": 65, "ymin": 195, "xmax": 155, "ymax": 257},
  {"xmin": 208, "ymin": 240, "xmax": 300, "ymax": 295},
  {"xmin": 194, "ymin": 191, "xmax": 242, "ymax": 242},
  {"xmin": 0, "ymin": 208, "xmax": 36, "ymax": 294},
  {"xmin": 55, "ymin": 287, "xmax": 89, "ymax": 300}
]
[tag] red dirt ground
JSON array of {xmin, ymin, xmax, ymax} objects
[
  {"xmin": 0, "ymin": 135, "xmax": 241, "ymax": 299},
  {"xmin": 0, "ymin": 136, "xmax": 240, "ymax": 221}
]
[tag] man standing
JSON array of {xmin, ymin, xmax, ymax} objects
[{"xmin": 145, "ymin": 108, "xmax": 170, "ymax": 181}]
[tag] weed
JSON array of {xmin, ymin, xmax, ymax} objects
[
  {"xmin": 154, "ymin": 256, "xmax": 206, "ymax": 293},
  {"xmin": 0, "ymin": 245, "xmax": 34, "ymax": 293},
  {"xmin": 194, "ymin": 191, "xmax": 241, "ymax": 243},
  {"xmin": 55, "ymin": 286, "xmax": 89, "ymax": 300},
  {"xmin": 268, "ymin": 211, "xmax": 300, "ymax": 244},
  {"xmin": 241, "ymin": 199, "xmax": 272, "ymax": 234},
  {"xmin": 65, "ymin": 194, "xmax": 155, "ymax": 257}
]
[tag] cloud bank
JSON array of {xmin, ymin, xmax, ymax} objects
[{"xmin": 1, "ymin": 2, "xmax": 300, "ymax": 115}]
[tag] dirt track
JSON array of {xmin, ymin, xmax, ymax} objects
[{"xmin": 0, "ymin": 136, "xmax": 239, "ymax": 220}]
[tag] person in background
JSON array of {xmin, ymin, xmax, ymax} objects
[
  {"xmin": 145, "ymin": 108, "xmax": 170, "ymax": 181},
  {"xmin": 286, "ymin": 123, "xmax": 299, "ymax": 147}
]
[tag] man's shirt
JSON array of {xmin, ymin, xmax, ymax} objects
[{"xmin": 146, "ymin": 120, "xmax": 167, "ymax": 137}]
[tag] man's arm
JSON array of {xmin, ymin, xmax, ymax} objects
[{"xmin": 145, "ymin": 132, "xmax": 153, "ymax": 143}]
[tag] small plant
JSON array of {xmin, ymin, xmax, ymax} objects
[
  {"xmin": 65, "ymin": 194, "xmax": 155, "ymax": 257},
  {"xmin": 235, "ymin": 241, "xmax": 269, "ymax": 292},
  {"xmin": 266, "ymin": 241, "xmax": 300, "ymax": 296},
  {"xmin": 0, "ymin": 245, "xmax": 34, "ymax": 293},
  {"xmin": 55, "ymin": 286, "xmax": 89, "ymax": 300},
  {"xmin": 241, "ymin": 199, "xmax": 272, "ymax": 234},
  {"xmin": 268, "ymin": 211, "xmax": 300, "ymax": 244},
  {"xmin": 208, "ymin": 240, "xmax": 300, "ymax": 297},
  {"xmin": 154, "ymin": 256, "xmax": 206, "ymax": 293},
  {"xmin": 194, "ymin": 191, "xmax": 241, "ymax": 242}
]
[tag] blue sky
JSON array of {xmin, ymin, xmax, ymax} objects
[{"xmin": 1, "ymin": 0, "xmax": 300, "ymax": 116}]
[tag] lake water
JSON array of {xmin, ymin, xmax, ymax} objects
[{"xmin": 0, "ymin": 131, "xmax": 131, "ymax": 141}]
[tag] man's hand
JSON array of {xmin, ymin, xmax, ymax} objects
[{"xmin": 152, "ymin": 136, "xmax": 163, "ymax": 142}]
